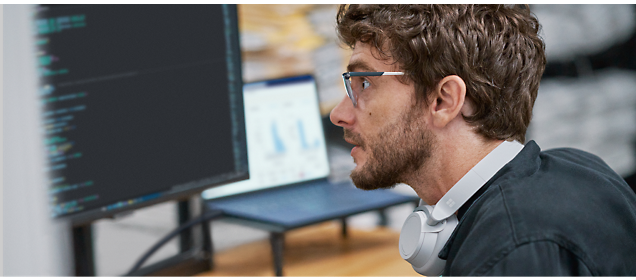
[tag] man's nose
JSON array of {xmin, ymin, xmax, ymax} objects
[{"xmin": 330, "ymin": 95, "xmax": 355, "ymax": 129}]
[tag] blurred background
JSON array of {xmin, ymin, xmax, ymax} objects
[{"xmin": 3, "ymin": 4, "xmax": 636, "ymax": 276}]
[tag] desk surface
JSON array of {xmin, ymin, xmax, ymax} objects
[
  {"xmin": 208, "ymin": 181, "xmax": 419, "ymax": 231},
  {"xmin": 196, "ymin": 221, "xmax": 421, "ymax": 277}
]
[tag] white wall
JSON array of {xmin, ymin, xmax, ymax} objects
[{"xmin": 3, "ymin": 4, "xmax": 73, "ymax": 276}]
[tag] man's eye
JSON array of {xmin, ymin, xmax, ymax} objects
[{"xmin": 362, "ymin": 80, "xmax": 370, "ymax": 90}]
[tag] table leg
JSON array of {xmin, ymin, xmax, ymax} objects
[
  {"xmin": 270, "ymin": 232, "xmax": 285, "ymax": 276},
  {"xmin": 340, "ymin": 218, "xmax": 348, "ymax": 238},
  {"xmin": 378, "ymin": 208, "xmax": 388, "ymax": 227}
]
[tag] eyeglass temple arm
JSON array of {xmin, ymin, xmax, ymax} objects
[{"xmin": 345, "ymin": 72, "xmax": 404, "ymax": 77}]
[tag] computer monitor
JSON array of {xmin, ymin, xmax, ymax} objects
[
  {"xmin": 36, "ymin": 4, "xmax": 248, "ymax": 225},
  {"xmin": 202, "ymin": 75, "xmax": 330, "ymax": 200}
]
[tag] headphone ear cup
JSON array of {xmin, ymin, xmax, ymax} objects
[{"xmin": 399, "ymin": 205, "xmax": 458, "ymax": 276}]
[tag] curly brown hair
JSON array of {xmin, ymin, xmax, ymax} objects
[{"xmin": 336, "ymin": 4, "xmax": 546, "ymax": 143}]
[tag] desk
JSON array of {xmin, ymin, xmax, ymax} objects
[
  {"xmin": 207, "ymin": 181, "xmax": 419, "ymax": 276},
  {"xmin": 197, "ymin": 221, "xmax": 421, "ymax": 277}
]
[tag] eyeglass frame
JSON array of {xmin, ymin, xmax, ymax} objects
[{"xmin": 342, "ymin": 72, "xmax": 404, "ymax": 107}]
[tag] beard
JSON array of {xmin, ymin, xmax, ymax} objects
[{"xmin": 346, "ymin": 107, "xmax": 435, "ymax": 190}]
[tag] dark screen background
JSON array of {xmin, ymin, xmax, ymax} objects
[{"xmin": 37, "ymin": 4, "xmax": 247, "ymax": 218}]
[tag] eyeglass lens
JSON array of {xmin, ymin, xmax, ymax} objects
[{"xmin": 343, "ymin": 75, "xmax": 368, "ymax": 106}]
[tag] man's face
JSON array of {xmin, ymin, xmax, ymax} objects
[{"xmin": 330, "ymin": 42, "xmax": 436, "ymax": 190}]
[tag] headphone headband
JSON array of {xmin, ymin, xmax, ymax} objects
[
  {"xmin": 401, "ymin": 140, "xmax": 525, "ymax": 276},
  {"xmin": 428, "ymin": 140, "xmax": 524, "ymax": 224}
]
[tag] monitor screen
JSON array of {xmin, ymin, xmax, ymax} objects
[
  {"xmin": 202, "ymin": 75, "xmax": 330, "ymax": 200},
  {"xmin": 36, "ymin": 4, "xmax": 248, "ymax": 224}
]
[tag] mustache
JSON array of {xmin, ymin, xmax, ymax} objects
[{"xmin": 344, "ymin": 129, "xmax": 365, "ymax": 148}]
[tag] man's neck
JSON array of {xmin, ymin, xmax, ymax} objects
[{"xmin": 406, "ymin": 134, "xmax": 504, "ymax": 206}]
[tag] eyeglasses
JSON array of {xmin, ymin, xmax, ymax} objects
[{"xmin": 342, "ymin": 72, "xmax": 404, "ymax": 107}]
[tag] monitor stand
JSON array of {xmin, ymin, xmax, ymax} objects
[{"xmin": 72, "ymin": 197, "xmax": 214, "ymax": 276}]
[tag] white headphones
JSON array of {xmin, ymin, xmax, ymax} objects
[{"xmin": 399, "ymin": 140, "xmax": 524, "ymax": 276}]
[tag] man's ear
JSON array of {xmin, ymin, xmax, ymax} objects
[{"xmin": 429, "ymin": 75, "xmax": 467, "ymax": 128}]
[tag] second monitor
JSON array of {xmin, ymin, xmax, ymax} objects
[{"xmin": 202, "ymin": 75, "xmax": 330, "ymax": 200}]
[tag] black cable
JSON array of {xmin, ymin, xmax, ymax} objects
[{"xmin": 125, "ymin": 209, "xmax": 224, "ymax": 276}]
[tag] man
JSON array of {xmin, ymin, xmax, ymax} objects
[{"xmin": 330, "ymin": 4, "xmax": 636, "ymax": 276}]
